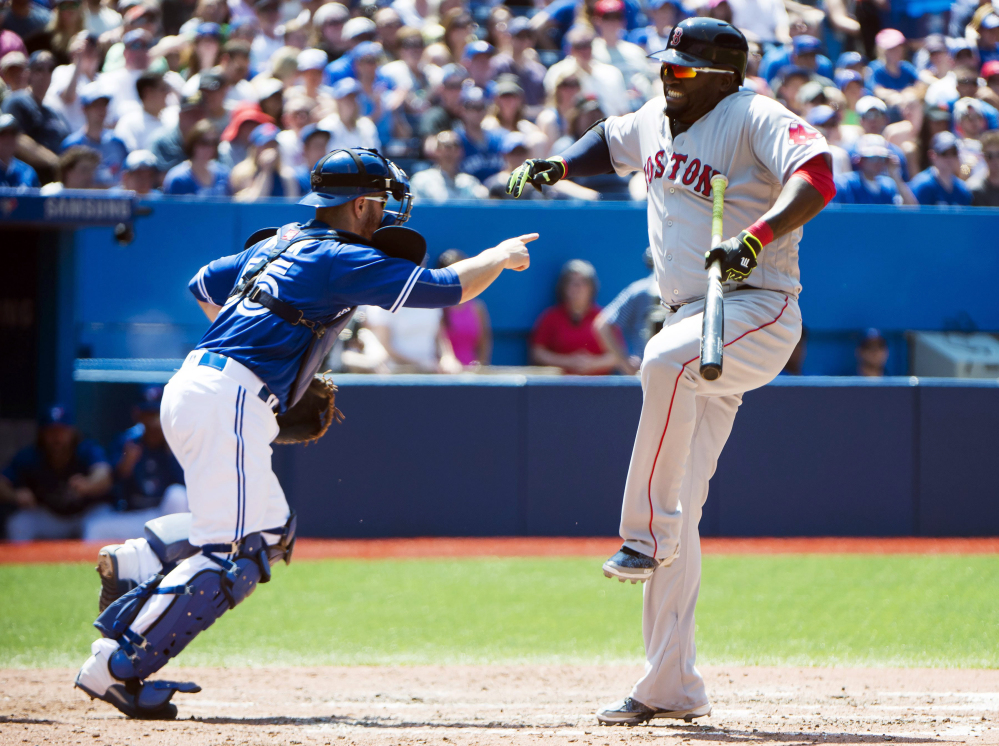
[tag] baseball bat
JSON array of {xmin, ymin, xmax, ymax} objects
[{"xmin": 699, "ymin": 174, "xmax": 729, "ymax": 381}]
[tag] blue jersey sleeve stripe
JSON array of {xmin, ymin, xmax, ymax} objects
[
  {"xmin": 198, "ymin": 267, "xmax": 212, "ymax": 304},
  {"xmin": 389, "ymin": 266, "xmax": 423, "ymax": 313}
]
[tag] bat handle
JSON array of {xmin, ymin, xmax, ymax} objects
[{"xmin": 700, "ymin": 260, "xmax": 725, "ymax": 381}]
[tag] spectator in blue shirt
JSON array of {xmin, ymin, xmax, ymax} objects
[
  {"xmin": 59, "ymin": 81, "xmax": 127, "ymax": 187},
  {"xmin": 0, "ymin": 404, "xmax": 112, "ymax": 542},
  {"xmin": 594, "ymin": 247, "xmax": 659, "ymax": 375},
  {"xmin": 294, "ymin": 123, "xmax": 330, "ymax": 194},
  {"xmin": 908, "ymin": 131, "xmax": 973, "ymax": 205},
  {"xmin": 867, "ymin": 29, "xmax": 919, "ymax": 94},
  {"xmin": 849, "ymin": 96, "xmax": 910, "ymax": 181},
  {"xmin": 834, "ymin": 134, "xmax": 916, "ymax": 204},
  {"xmin": 978, "ymin": 13, "xmax": 999, "ymax": 65},
  {"xmin": 83, "ymin": 387, "xmax": 187, "ymax": 541},
  {"xmin": 760, "ymin": 35, "xmax": 834, "ymax": 85},
  {"xmin": 455, "ymin": 85, "xmax": 504, "ymax": 182},
  {"xmin": 163, "ymin": 119, "xmax": 231, "ymax": 196},
  {"xmin": 116, "ymin": 150, "xmax": 161, "ymax": 196},
  {"xmin": 0, "ymin": 113, "xmax": 40, "ymax": 187}
]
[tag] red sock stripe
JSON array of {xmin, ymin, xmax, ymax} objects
[{"xmin": 645, "ymin": 296, "xmax": 790, "ymax": 556}]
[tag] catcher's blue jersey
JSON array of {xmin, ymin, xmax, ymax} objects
[{"xmin": 189, "ymin": 219, "xmax": 461, "ymax": 407}]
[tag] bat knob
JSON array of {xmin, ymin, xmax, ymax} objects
[{"xmin": 699, "ymin": 364, "xmax": 721, "ymax": 381}]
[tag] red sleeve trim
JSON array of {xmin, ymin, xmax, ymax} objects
[{"xmin": 791, "ymin": 154, "xmax": 836, "ymax": 205}]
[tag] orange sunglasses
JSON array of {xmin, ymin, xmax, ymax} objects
[{"xmin": 661, "ymin": 63, "xmax": 732, "ymax": 78}]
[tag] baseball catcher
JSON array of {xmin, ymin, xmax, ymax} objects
[{"xmin": 75, "ymin": 148, "xmax": 538, "ymax": 719}]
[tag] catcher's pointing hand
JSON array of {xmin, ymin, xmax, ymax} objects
[
  {"xmin": 704, "ymin": 230, "xmax": 762, "ymax": 283},
  {"xmin": 495, "ymin": 233, "xmax": 538, "ymax": 271},
  {"xmin": 506, "ymin": 157, "xmax": 568, "ymax": 198}
]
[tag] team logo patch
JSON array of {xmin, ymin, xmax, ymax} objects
[
  {"xmin": 670, "ymin": 27, "xmax": 683, "ymax": 46},
  {"xmin": 788, "ymin": 123, "xmax": 820, "ymax": 145},
  {"xmin": 281, "ymin": 227, "xmax": 300, "ymax": 241}
]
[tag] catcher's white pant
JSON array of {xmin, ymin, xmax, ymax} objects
[
  {"xmin": 161, "ymin": 351, "xmax": 290, "ymax": 548},
  {"xmin": 620, "ymin": 289, "xmax": 801, "ymax": 711}
]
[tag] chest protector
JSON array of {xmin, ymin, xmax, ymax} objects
[{"xmin": 227, "ymin": 222, "xmax": 357, "ymax": 409}]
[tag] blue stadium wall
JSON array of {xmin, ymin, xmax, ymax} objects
[
  {"xmin": 74, "ymin": 200, "xmax": 999, "ymax": 375},
  {"xmin": 75, "ymin": 375, "xmax": 999, "ymax": 537}
]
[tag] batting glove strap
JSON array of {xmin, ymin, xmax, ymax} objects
[
  {"xmin": 704, "ymin": 230, "xmax": 760, "ymax": 282},
  {"xmin": 506, "ymin": 157, "xmax": 568, "ymax": 198}
]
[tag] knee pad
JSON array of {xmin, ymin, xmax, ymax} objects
[
  {"xmin": 95, "ymin": 533, "xmax": 271, "ymax": 682},
  {"xmin": 144, "ymin": 513, "xmax": 198, "ymax": 573}
]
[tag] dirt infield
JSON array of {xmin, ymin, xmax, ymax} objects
[
  {"xmin": 2, "ymin": 536, "xmax": 999, "ymax": 564},
  {"xmin": 3, "ymin": 665, "xmax": 997, "ymax": 745}
]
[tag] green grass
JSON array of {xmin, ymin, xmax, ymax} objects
[{"xmin": 1, "ymin": 555, "xmax": 997, "ymax": 669}]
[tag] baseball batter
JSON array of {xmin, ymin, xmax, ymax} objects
[
  {"xmin": 508, "ymin": 18, "xmax": 835, "ymax": 725},
  {"xmin": 73, "ymin": 148, "xmax": 536, "ymax": 719}
]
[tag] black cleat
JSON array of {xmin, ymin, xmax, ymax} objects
[
  {"xmin": 602, "ymin": 545, "xmax": 661, "ymax": 583},
  {"xmin": 596, "ymin": 697, "xmax": 658, "ymax": 725}
]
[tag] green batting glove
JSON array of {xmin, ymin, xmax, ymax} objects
[{"xmin": 506, "ymin": 156, "xmax": 568, "ymax": 198}]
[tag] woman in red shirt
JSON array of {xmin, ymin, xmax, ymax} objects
[{"xmin": 531, "ymin": 259, "xmax": 620, "ymax": 375}]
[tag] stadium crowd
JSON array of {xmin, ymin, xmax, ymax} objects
[{"xmin": 0, "ymin": 0, "xmax": 996, "ymax": 204}]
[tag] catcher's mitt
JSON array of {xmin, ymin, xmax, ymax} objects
[{"xmin": 274, "ymin": 374, "xmax": 345, "ymax": 445}]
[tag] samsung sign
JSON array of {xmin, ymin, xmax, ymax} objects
[{"xmin": 43, "ymin": 196, "xmax": 132, "ymax": 222}]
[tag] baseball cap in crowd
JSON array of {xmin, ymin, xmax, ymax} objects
[
  {"xmin": 255, "ymin": 76, "xmax": 284, "ymax": 102},
  {"xmin": 199, "ymin": 68, "xmax": 225, "ymax": 91},
  {"xmin": 0, "ymin": 113, "xmax": 19, "ymax": 133},
  {"xmin": 123, "ymin": 29, "xmax": 153, "ymax": 49},
  {"xmin": 250, "ymin": 122, "xmax": 280, "ymax": 147},
  {"xmin": 859, "ymin": 328, "xmax": 886, "ymax": 348},
  {"xmin": 0, "ymin": 29, "xmax": 26, "ymax": 59},
  {"xmin": 855, "ymin": 95, "xmax": 887, "ymax": 116},
  {"xmin": 856, "ymin": 134, "xmax": 890, "ymax": 159},
  {"xmin": 28, "ymin": 50, "xmax": 55, "ymax": 70},
  {"xmin": 775, "ymin": 65, "xmax": 812, "ymax": 84},
  {"xmin": 922, "ymin": 34, "xmax": 948, "ymax": 55},
  {"xmin": 594, "ymin": 0, "xmax": 625, "ymax": 16},
  {"xmin": 494, "ymin": 75, "xmax": 524, "ymax": 97},
  {"xmin": 981, "ymin": 14, "xmax": 999, "ymax": 30},
  {"xmin": 805, "ymin": 104, "xmax": 837, "ymax": 126},
  {"xmin": 180, "ymin": 90, "xmax": 203, "ymax": 110},
  {"xmin": 797, "ymin": 80, "xmax": 826, "ymax": 105},
  {"xmin": 982, "ymin": 60, "xmax": 999, "ymax": 80},
  {"xmin": 343, "ymin": 16, "xmax": 376, "ymax": 40},
  {"xmin": 313, "ymin": 2, "xmax": 349, "ymax": 26},
  {"xmin": 462, "ymin": 40, "xmax": 494, "ymax": 60},
  {"xmin": 79, "ymin": 80, "xmax": 111, "ymax": 106},
  {"xmin": 930, "ymin": 131, "xmax": 959, "ymax": 154},
  {"xmin": 299, "ymin": 123, "xmax": 329, "ymax": 144},
  {"xmin": 352, "ymin": 41, "xmax": 383, "ymax": 60},
  {"xmin": 924, "ymin": 103, "xmax": 951, "ymax": 123},
  {"xmin": 460, "ymin": 85, "xmax": 486, "ymax": 106},
  {"xmin": 834, "ymin": 68, "xmax": 863, "ymax": 90},
  {"xmin": 297, "ymin": 47, "xmax": 328, "ymax": 71},
  {"xmin": 195, "ymin": 22, "xmax": 222, "ymax": 39},
  {"xmin": 137, "ymin": 386, "xmax": 163, "ymax": 412},
  {"xmin": 508, "ymin": 16, "xmax": 533, "ymax": 36},
  {"xmin": 440, "ymin": 63, "xmax": 468, "ymax": 84},
  {"xmin": 500, "ymin": 131, "xmax": 528, "ymax": 154},
  {"xmin": 331, "ymin": 76, "xmax": 362, "ymax": 99},
  {"xmin": 41, "ymin": 404, "xmax": 74, "ymax": 428},
  {"xmin": 124, "ymin": 149, "xmax": 159, "ymax": 172},
  {"xmin": 835, "ymin": 51, "xmax": 865, "ymax": 70},
  {"xmin": 792, "ymin": 35, "xmax": 822, "ymax": 55},
  {"xmin": 0, "ymin": 50, "xmax": 28, "ymax": 70},
  {"xmin": 954, "ymin": 96, "xmax": 985, "ymax": 120},
  {"xmin": 875, "ymin": 28, "xmax": 906, "ymax": 50}
]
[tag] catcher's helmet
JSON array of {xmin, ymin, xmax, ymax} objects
[
  {"xmin": 299, "ymin": 147, "xmax": 413, "ymax": 227},
  {"xmin": 648, "ymin": 18, "xmax": 749, "ymax": 81}
]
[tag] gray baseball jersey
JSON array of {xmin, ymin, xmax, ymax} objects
[{"xmin": 604, "ymin": 90, "xmax": 830, "ymax": 305}]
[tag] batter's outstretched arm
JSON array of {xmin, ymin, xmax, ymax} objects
[{"xmin": 506, "ymin": 124, "xmax": 614, "ymax": 197}]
